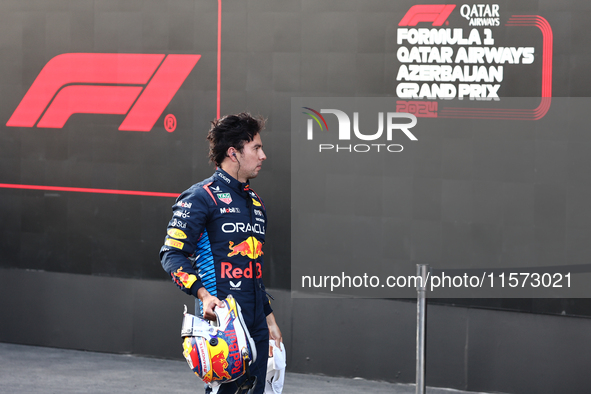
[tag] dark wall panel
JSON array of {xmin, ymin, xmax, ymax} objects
[
  {"xmin": 1, "ymin": 0, "xmax": 591, "ymax": 300},
  {"xmin": 1, "ymin": 1, "xmax": 591, "ymax": 392},
  {"xmin": 467, "ymin": 306, "xmax": 591, "ymax": 393},
  {"xmin": 0, "ymin": 268, "xmax": 190, "ymax": 358},
  {"xmin": 3, "ymin": 268, "xmax": 591, "ymax": 393}
]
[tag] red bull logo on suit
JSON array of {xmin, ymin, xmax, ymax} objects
[{"xmin": 227, "ymin": 236, "xmax": 264, "ymax": 259}]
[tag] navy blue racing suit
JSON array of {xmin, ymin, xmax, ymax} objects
[{"xmin": 160, "ymin": 168, "xmax": 272, "ymax": 393}]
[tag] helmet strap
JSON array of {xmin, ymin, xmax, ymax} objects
[{"xmin": 232, "ymin": 355, "xmax": 257, "ymax": 394}]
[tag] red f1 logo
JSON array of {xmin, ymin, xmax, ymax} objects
[
  {"xmin": 6, "ymin": 53, "xmax": 200, "ymax": 131},
  {"xmin": 399, "ymin": 4, "xmax": 456, "ymax": 26}
]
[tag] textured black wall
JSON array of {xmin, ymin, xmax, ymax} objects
[
  {"xmin": 2, "ymin": 1, "xmax": 591, "ymax": 392},
  {"xmin": 2, "ymin": 268, "xmax": 591, "ymax": 393},
  {"xmin": 2, "ymin": 0, "xmax": 591, "ymax": 301}
]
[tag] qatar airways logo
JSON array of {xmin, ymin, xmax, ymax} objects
[
  {"xmin": 302, "ymin": 107, "xmax": 417, "ymax": 153},
  {"xmin": 6, "ymin": 53, "xmax": 200, "ymax": 132}
]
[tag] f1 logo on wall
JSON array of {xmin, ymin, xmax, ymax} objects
[
  {"xmin": 6, "ymin": 53, "xmax": 199, "ymax": 132},
  {"xmin": 395, "ymin": 3, "xmax": 553, "ymax": 120}
]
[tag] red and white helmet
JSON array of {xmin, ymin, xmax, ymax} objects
[{"xmin": 181, "ymin": 295, "xmax": 257, "ymax": 388}]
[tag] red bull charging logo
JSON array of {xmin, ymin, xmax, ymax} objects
[
  {"xmin": 227, "ymin": 236, "xmax": 264, "ymax": 259},
  {"xmin": 202, "ymin": 338, "xmax": 232, "ymax": 383},
  {"xmin": 210, "ymin": 351, "xmax": 232, "ymax": 381},
  {"xmin": 172, "ymin": 267, "xmax": 197, "ymax": 288}
]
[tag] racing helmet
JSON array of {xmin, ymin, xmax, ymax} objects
[{"xmin": 181, "ymin": 294, "xmax": 257, "ymax": 388}]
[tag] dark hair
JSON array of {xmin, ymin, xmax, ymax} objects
[{"xmin": 206, "ymin": 112, "xmax": 266, "ymax": 166}]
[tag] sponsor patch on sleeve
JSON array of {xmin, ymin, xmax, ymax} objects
[
  {"xmin": 173, "ymin": 267, "xmax": 198, "ymax": 288},
  {"xmin": 167, "ymin": 228, "xmax": 187, "ymax": 239},
  {"xmin": 165, "ymin": 238, "xmax": 184, "ymax": 249}
]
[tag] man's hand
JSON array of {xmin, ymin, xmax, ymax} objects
[
  {"xmin": 197, "ymin": 287, "xmax": 225, "ymax": 321},
  {"xmin": 266, "ymin": 312, "xmax": 282, "ymax": 349}
]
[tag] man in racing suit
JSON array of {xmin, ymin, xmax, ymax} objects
[{"xmin": 160, "ymin": 113, "xmax": 282, "ymax": 394}]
